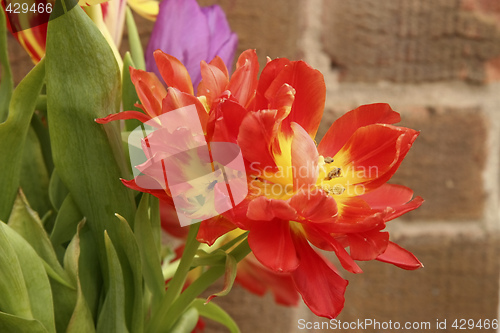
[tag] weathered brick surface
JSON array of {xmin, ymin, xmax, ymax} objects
[
  {"xmin": 322, "ymin": 0, "xmax": 500, "ymax": 83},
  {"xmin": 391, "ymin": 106, "xmax": 487, "ymax": 221},
  {"xmin": 303, "ymin": 231, "xmax": 500, "ymax": 332},
  {"xmin": 318, "ymin": 105, "xmax": 487, "ymax": 221},
  {"xmin": 198, "ymin": 0, "xmax": 302, "ymax": 70}
]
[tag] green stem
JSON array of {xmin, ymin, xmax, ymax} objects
[
  {"xmin": 125, "ymin": 7, "xmax": 146, "ymax": 70},
  {"xmin": 161, "ymin": 239, "xmax": 251, "ymax": 332},
  {"xmin": 163, "ymin": 231, "xmax": 249, "ymax": 280},
  {"xmin": 147, "ymin": 223, "xmax": 201, "ymax": 333},
  {"xmin": 217, "ymin": 231, "xmax": 249, "ymax": 252}
]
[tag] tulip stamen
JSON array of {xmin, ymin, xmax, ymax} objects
[
  {"xmin": 322, "ymin": 184, "xmax": 345, "ymax": 195},
  {"xmin": 325, "ymin": 167, "xmax": 342, "ymax": 180}
]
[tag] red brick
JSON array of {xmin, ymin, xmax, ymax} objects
[
  {"xmin": 304, "ymin": 230, "xmax": 500, "ymax": 332},
  {"xmin": 391, "ymin": 106, "xmax": 487, "ymax": 221},
  {"xmin": 322, "ymin": 0, "xmax": 500, "ymax": 83}
]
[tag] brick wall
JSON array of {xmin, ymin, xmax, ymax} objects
[{"xmin": 6, "ymin": 0, "xmax": 500, "ymax": 332}]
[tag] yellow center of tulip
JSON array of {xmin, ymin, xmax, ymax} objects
[{"xmin": 249, "ymin": 135, "xmax": 348, "ymax": 200}]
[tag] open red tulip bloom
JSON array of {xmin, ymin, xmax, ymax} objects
[{"xmin": 97, "ymin": 49, "xmax": 423, "ymax": 319}]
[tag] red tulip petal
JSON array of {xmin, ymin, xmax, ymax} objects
[
  {"xmin": 221, "ymin": 196, "xmax": 254, "ymax": 230},
  {"xmin": 95, "ymin": 111, "xmax": 152, "ymax": 124},
  {"xmin": 209, "ymin": 55, "xmax": 229, "ymax": 78},
  {"xmin": 154, "ymin": 50, "xmax": 194, "ymax": 95},
  {"xmin": 227, "ymin": 49, "xmax": 259, "ymax": 108},
  {"xmin": 376, "ymin": 241, "xmax": 423, "ymax": 270},
  {"xmin": 290, "ymin": 122, "xmax": 319, "ymax": 191},
  {"xmin": 348, "ymin": 229, "xmax": 389, "ymax": 261},
  {"xmin": 305, "ymin": 226, "xmax": 363, "ymax": 274},
  {"xmin": 265, "ymin": 61, "xmax": 325, "ymax": 138},
  {"xmin": 318, "ymin": 103, "xmax": 401, "ymax": 157},
  {"xmin": 207, "ymin": 98, "xmax": 248, "ymax": 143},
  {"xmin": 248, "ymin": 220, "xmax": 299, "ymax": 273},
  {"xmin": 331, "ymin": 197, "xmax": 386, "ymax": 233},
  {"xmin": 196, "ymin": 216, "xmax": 237, "ymax": 246},
  {"xmin": 361, "ymin": 183, "xmax": 415, "ymax": 208},
  {"xmin": 236, "ymin": 254, "xmax": 299, "ymax": 306},
  {"xmin": 254, "ymin": 58, "xmax": 291, "ymax": 110},
  {"xmin": 247, "ymin": 196, "xmax": 297, "ymax": 221},
  {"xmin": 162, "ymin": 87, "xmax": 209, "ymax": 131},
  {"xmin": 130, "ymin": 67, "xmax": 167, "ymax": 118},
  {"xmin": 333, "ymin": 124, "xmax": 419, "ymax": 192},
  {"xmin": 361, "ymin": 184, "xmax": 424, "ymax": 221},
  {"xmin": 121, "ymin": 178, "xmax": 171, "ymax": 202},
  {"xmin": 289, "ymin": 189, "xmax": 338, "ymax": 223},
  {"xmin": 384, "ymin": 196, "xmax": 424, "ymax": 221},
  {"xmin": 291, "ymin": 234, "xmax": 348, "ymax": 319},
  {"xmin": 197, "ymin": 59, "xmax": 229, "ymax": 107},
  {"xmin": 238, "ymin": 110, "xmax": 280, "ymax": 172},
  {"xmin": 362, "ymin": 127, "xmax": 420, "ymax": 191},
  {"xmin": 267, "ymin": 83, "xmax": 295, "ymax": 122}
]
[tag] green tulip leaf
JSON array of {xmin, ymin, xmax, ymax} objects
[
  {"xmin": 0, "ymin": 59, "xmax": 45, "ymax": 222},
  {"xmin": 96, "ymin": 232, "xmax": 130, "ymax": 333},
  {"xmin": 46, "ymin": 5, "xmax": 136, "ymax": 262},
  {"xmin": 191, "ymin": 298, "xmax": 240, "ymax": 333},
  {"xmin": 8, "ymin": 191, "xmax": 70, "ymax": 287},
  {"xmin": 20, "ymin": 127, "xmax": 52, "ymax": 219},
  {"xmin": 112, "ymin": 214, "xmax": 144, "ymax": 333},
  {"xmin": 73, "ymin": 221, "xmax": 102, "ymax": 322},
  {"xmin": 122, "ymin": 52, "xmax": 143, "ymax": 132},
  {"xmin": 64, "ymin": 220, "xmax": 96, "ymax": 333},
  {"xmin": 206, "ymin": 254, "xmax": 237, "ymax": 303},
  {"xmin": 0, "ymin": 312, "xmax": 48, "ymax": 333},
  {"xmin": 31, "ymin": 108, "xmax": 54, "ymax": 173},
  {"xmin": 149, "ymin": 195, "xmax": 162, "ymax": 255},
  {"xmin": 50, "ymin": 193, "xmax": 83, "ymax": 253},
  {"xmin": 0, "ymin": 223, "xmax": 33, "ymax": 319},
  {"xmin": 170, "ymin": 307, "xmax": 199, "ymax": 333},
  {"xmin": 134, "ymin": 194, "xmax": 165, "ymax": 305},
  {"xmin": 1, "ymin": 222, "xmax": 56, "ymax": 333},
  {"xmin": 48, "ymin": 168, "xmax": 69, "ymax": 213}
]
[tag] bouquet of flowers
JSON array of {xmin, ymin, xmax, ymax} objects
[{"xmin": 0, "ymin": 0, "xmax": 423, "ymax": 331}]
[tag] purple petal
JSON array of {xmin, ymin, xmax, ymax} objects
[
  {"xmin": 146, "ymin": 0, "xmax": 238, "ymax": 90},
  {"xmin": 146, "ymin": 0, "xmax": 210, "ymax": 86},
  {"xmin": 201, "ymin": 5, "xmax": 238, "ymax": 67},
  {"xmin": 210, "ymin": 30, "xmax": 238, "ymax": 72}
]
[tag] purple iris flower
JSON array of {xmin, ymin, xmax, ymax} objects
[{"xmin": 146, "ymin": 0, "xmax": 238, "ymax": 90}]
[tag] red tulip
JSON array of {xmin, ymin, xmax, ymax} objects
[{"xmin": 98, "ymin": 49, "xmax": 423, "ymax": 319}]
